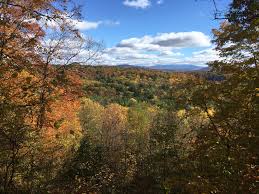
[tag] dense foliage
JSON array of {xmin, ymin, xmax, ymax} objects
[{"xmin": 0, "ymin": 0, "xmax": 258, "ymax": 193}]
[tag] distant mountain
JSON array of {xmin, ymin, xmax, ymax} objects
[
  {"xmin": 148, "ymin": 64, "xmax": 206, "ymax": 71},
  {"xmin": 197, "ymin": 66, "xmax": 211, "ymax": 71},
  {"xmin": 68, "ymin": 63, "xmax": 209, "ymax": 72},
  {"xmin": 117, "ymin": 64, "xmax": 208, "ymax": 72},
  {"xmin": 116, "ymin": 64, "xmax": 138, "ymax": 68}
]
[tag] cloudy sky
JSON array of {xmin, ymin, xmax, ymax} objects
[{"xmin": 74, "ymin": 0, "xmax": 230, "ymax": 66}]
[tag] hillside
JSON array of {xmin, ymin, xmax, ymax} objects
[
  {"xmin": 65, "ymin": 64, "xmax": 203, "ymax": 108},
  {"xmin": 1, "ymin": 0, "xmax": 257, "ymax": 193}
]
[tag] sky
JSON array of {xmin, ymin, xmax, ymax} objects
[{"xmin": 72, "ymin": 0, "xmax": 231, "ymax": 66}]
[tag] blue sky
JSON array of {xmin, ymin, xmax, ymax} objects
[{"xmin": 72, "ymin": 0, "xmax": 231, "ymax": 66}]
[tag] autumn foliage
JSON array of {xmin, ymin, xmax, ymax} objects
[{"xmin": 0, "ymin": 0, "xmax": 258, "ymax": 193}]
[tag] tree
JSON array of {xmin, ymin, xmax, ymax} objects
[
  {"xmin": 191, "ymin": 0, "xmax": 258, "ymax": 193},
  {"xmin": 78, "ymin": 99, "xmax": 131, "ymax": 192},
  {"xmin": 53, "ymin": 136, "xmax": 111, "ymax": 194},
  {"xmin": 79, "ymin": 98, "xmax": 104, "ymax": 143},
  {"xmin": 0, "ymin": 0, "xmax": 103, "ymax": 192}
]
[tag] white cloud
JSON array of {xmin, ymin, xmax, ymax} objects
[
  {"xmin": 100, "ymin": 32, "xmax": 217, "ymax": 66},
  {"xmin": 102, "ymin": 47, "xmax": 219, "ymax": 66},
  {"xmin": 153, "ymin": 32, "xmax": 211, "ymax": 47},
  {"xmin": 47, "ymin": 31, "xmax": 216, "ymax": 66},
  {"xmin": 123, "ymin": 0, "xmax": 151, "ymax": 9},
  {"xmin": 74, "ymin": 20, "xmax": 101, "ymax": 30},
  {"xmin": 44, "ymin": 17, "xmax": 119, "ymax": 31},
  {"xmin": 117, "ymin": 32, "xmax": 211, "ymax": 49},
  {"xmin": 159, "ymin": 50, "xmax": 182, "ymax": 57},
  {"xmin": 102, "ymin": 20, "xmax": 120, "ymax": 26},
  {"xmin": 74, "ymin": 20, "xmax": 120, "ymax": 30},
  {"xmin": 71, "ymin": 19, "xmax": 121, "ymax": 30},
  {"xmin": 157, "ymin": 0, "xmax": 164, "ymax": 5},
  {"xmin": 184, "ymin": 48, "xmax": 219, "ymax": 64},
  {"xmin": 103, "ymin": 45, "xmax": 184, "ymax": 66}
]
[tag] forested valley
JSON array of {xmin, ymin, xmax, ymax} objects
[{"xmin": 0, "ymin": 0, "xmax": 258, "ymax": 193}]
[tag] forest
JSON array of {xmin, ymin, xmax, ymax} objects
[{"xmin": 0, "ymin": 0, "xmax": 258, "ymax": 193}]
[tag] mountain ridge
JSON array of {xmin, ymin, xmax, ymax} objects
[{"xmin": 117, "ymin": 64, "xmax": 209, "ymax": 72}]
